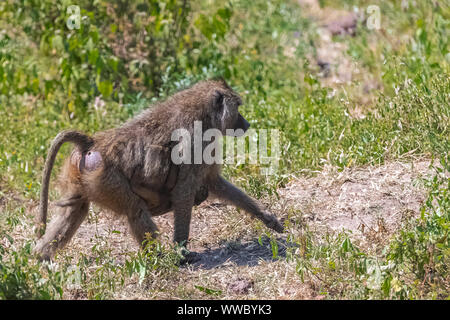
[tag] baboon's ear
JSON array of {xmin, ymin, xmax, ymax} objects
[{"xmin": 212, "ymin": 90, "xmax": 224, "ymax": 111}]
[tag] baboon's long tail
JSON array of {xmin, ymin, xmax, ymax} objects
[{"xmin": 37, "ymin": 130, "xmax": 94, "ymax": 238}]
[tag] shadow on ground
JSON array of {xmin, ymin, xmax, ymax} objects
[{"xmin": 188, "ymin": 236, "xmax": 295, "ymax": 270}]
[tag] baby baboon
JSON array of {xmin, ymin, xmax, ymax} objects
[{"xmin": 34, "ymin": 78, "xmax": 284, "ymax": 261}]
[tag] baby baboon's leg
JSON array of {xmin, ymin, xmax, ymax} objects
[
  {"xmin": 132, "ymin": 184, "xmax": 208, "ymax": 217},
  {"xmin": 210, "ymin": 176, "xmax": 284, "ymax": 233},
  {"xmin": 132, "ymin": 184, "xmax": 162, "ymax": 208},
  {"xmin": 131, "ymin": 183, "xmax": 172, "ymax": 216},
  {"xmin": 33, "ymin": 196, "xmax": 89, "ymax": 260}
]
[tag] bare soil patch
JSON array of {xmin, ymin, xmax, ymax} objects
[{"xmin": 279, "ymin": 159, "xmax": 433, "ymax": 248}]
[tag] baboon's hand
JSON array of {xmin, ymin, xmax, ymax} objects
[{"xmin": 265, "ymin": 214, "xmax": 284, "ymax": 233}]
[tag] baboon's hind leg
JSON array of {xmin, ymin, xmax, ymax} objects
[
  {"xmin": 33, "ymin": 196, "xmax": 89, "ymax": 260},
  {"xmin": 125, "ymin": 198, "xmax": 160, "ymax": 246}
]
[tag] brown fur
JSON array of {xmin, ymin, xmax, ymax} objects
[{"xmin": 33, "ymin": 79, "xmax": 283, "ymax": 261}]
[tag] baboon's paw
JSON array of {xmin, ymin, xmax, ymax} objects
[{"xmin": 267, "ymin": 216, "xmax": 284, "ymax": 233}]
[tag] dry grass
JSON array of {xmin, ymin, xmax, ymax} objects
[{"xmin": 279, "ymin": 158, "xmax": 433, "ymax": 249}]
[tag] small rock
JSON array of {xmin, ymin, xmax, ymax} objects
[
  {"xmin": 326, "ymin": 14, "xmax": 357, "ymax": 36},
  {"xmin": 227, "ymin": 278, "xmax": 254, "ymax": 295},
  {"xmin": 317, "ymin": 59, "xmax": 331, "ymax": 77}
]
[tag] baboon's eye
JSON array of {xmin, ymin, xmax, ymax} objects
[
  {"xmin": 213, "ymin": 90, "xmax": 224, "ymax": 111},
  {"xmin": 234, "ymin": 96, "xmax": 243, "ymax": 108}
]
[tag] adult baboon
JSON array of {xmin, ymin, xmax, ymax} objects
[{"xmin": 34, "ymin": 79, "xmax": 284, "ymax": 261}]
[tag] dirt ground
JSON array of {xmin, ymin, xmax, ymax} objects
[{"xmin": 279, "ymin": 159, "xmax": 432, "ymax": 241}]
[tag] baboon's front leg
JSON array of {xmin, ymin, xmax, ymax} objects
[
  {"xmin": 33, "ymin": 196, "xmax": 89, "ymax": 260},
  {"xmin": 172, "ymin": 197, "xmax": 194, "ymax": 246},
  {"xmin": 210, "ymin": 176, "xmax": 284, "ymax": 233},
  {"xmin": 170, "ymin": 192, "xmax": 198, "ymax": 264},
  {"xmin": 168, "ymin": 169, "xmax": 197, "ymax": 246}
]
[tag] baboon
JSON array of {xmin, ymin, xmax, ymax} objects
[{"xmin": 34, "ymin": 78, "xmax": 284, "ymax": 261}]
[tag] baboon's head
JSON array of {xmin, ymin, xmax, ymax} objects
[{"xmin": 208, "ymin": 79, "xmax": 250, "ymax": 137}]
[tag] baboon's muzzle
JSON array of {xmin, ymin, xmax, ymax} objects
[{"xmin": 235, "ymin": 113, "xmax": 250, "ymax": 133}]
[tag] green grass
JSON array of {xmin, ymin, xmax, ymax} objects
[{"xmin": 0, "ymin": 0, "xmax": 448, "ymax": 299}]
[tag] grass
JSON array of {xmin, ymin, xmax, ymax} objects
[{"xmin": 0, "ymin": 0, "xmax": 449, "ymax": 299}]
